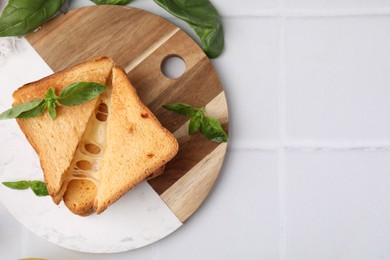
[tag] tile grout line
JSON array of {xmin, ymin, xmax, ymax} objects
[
  {"xmin": 278, "ymin": 0, "xmax": 288, "ymax": 258},
  {"xmin": 216, "ymin": 8, "xmax": 390, "ymax": 18},
  {"xmin": 229, "ymin": 143, "xmax": 390, "ymax": 151}
]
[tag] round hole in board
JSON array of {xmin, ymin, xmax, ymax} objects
[
  {"xmin": 161, "ymin": 55, "xmax": 186, "ymax": 79},
  {"xmin": 76, "ymin": 160, "xmax": 92, "ymax": 171},
  {"xmin": 85, "ymin": 143, "xmax": 101, "ymax": 154}
]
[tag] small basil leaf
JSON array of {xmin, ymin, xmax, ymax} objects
[
  {"xmin": 47, "ymin": 101, "xmax": 57, "ymax": 120},
  {"xmin": 45, "ymin": 88, "xmax": 58, "ymax": 101},
  {"xmin": 189, "ymin": 110, "xmax": 203, "ymax": 135},
  {"xmin": 0, "ymin": 99, "xmax": 43, "ymax": 120},
  {"xmin": 29, "ymin": 180, "xmax": 49, "ymax": 196},
  {"xmin": 91, "ymin": 0, "xmax": 133, "ymax": 4},
  {"xmin": 153, "ymin": 0, "xmax": 224, "ymax": 58},
  {"xmin": 0, "ymin": 0, "xmax": 65, "ymax": 36},
  {"xmin": 2, "ymin": 181, "xmax": 30, "ymax": 190},
  {"xmin": 58, "ymin": 82, "xmax": 107, "ymax": 106},
  {"xmin": 163, "ymin": 103, "xmax": 198, "ymax": 116},
  {"xmin": 17, "ymin": 100, "xmax": 46, "ymax": 119},
  {"xmin": 200, "ymin": 116, "xmax": 228, "ymax": 143}
]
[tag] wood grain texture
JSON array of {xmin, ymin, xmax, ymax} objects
[{"xmin": 26, "ymin": 5, "xmax": 229, "ymax": 223}]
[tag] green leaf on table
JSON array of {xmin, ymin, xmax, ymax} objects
[
  {"xmin": 29, "ymin": 180, "xmax": 49, "ymax": 196},
  {"xmin": 163, "ymin": 102, "xmax": 227, "ymax": 142},
  {"xmin": 0, "ymin": 0, "xmax": 65, "ymax": 36},
  {"xmin": 58, "ymin": 82, "xmax": 107, "ymax": 106},
  {"xmin": 2, "ymin": 181, "xmax": 31, "ymax": 190},
  {"xmin": 163, "ymin": 103, "xmax": 199, "ymax": 116},
  {"xmin": 2, "ymin": 180, "xmax": 49, "ymax": 196},
  {"xmin": 153, "ymin": 0, "xmax": 224, "ymax": 58},
  {"xmin": 0, "ymin": 99, "xmax": 43, "ymax": 120},
  {"xmin": 189, "ymin": 110, "xmax": 203, "ymax": 134},
  {"xmin": 91, "ymin": 0, "xmax": 133, "ymax": 5},
  {"xmin": 200, "ymin": 115, "xmax": 228, "ymax": 142}
]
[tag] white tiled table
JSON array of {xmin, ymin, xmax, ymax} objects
[{"xmin": 1, "ymin": 0, "xmax": 390, "ymax": 259}]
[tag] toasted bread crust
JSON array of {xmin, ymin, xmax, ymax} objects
[
  {"xmin": 13, "ymin": 57, "xmax": 114, "ymax": 198},
  {"xmin": 93, "ymin": 66, "xmax": 178, "ymax": 214},
  {"xmin": 63, "ymin": 180, "xmax": 97, "ymax": 216},
  {"xmin": 13, "ymin": 59, "xmax": 178, "ymax": 216}
]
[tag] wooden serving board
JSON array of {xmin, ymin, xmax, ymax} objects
[{"xmin": 26, "ymin": 6, "xmax": 228, "ymax": 223}]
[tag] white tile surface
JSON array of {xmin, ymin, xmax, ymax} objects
[
  {"xmin": 158, "ymin": 149, "xmax": 280, "ymax": 260},
  {"xmin": 284, "ymin": 150, "xmax": 390, "ymax": 260},
  {"xmin": 70, "ymin": 0, "xmax": 278, "ymax": 17},
  {"xmin": 212, "ymin": 0, "xmax": 279, "ymax": 16},
  {"xmin": 285, "ymin": 16, "xmax": 390, "ymax": 144},
  {"xmin": 213, "ymin": 18, "xmax": 280, "ymax": 148},
  {"xmin": 284, "ymin": 0, "xmax": 390, "ymax": 11}
]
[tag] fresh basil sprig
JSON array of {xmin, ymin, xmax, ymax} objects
[
  {"xmin": 163, "ymin": 103, "xmax": 228, "ymax": 143},
  {"xmin": 0, "ymin": 0, "xmax": 65, "ymax": 36},
  {"xmin": 91, "ymin": 0, "xmax": 133, "ymax": 4},
  {"xmin": 153, "ymin": 0, "xmax": 224, "ymax": 58},
  {"xmin": 2, "ymin": 180, "xmax": 49, "ymax": 196},
  {"xmin": 0, "ymin": 82, "xmax": 107, "ymax": 120}
]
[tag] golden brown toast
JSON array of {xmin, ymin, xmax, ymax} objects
[
  {"xmin": 13, "ymin": 59, "xmax": 178, "ymax": 216},
  {"xmin": 12, "ymin": 57, "xmax": 114, "ymax": 201},
  {"xmin": 93, "ymin": 66, "xmax": 178, "ymax": 214}
]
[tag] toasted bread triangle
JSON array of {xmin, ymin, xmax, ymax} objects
[
  {"xmin": 12, "ymin": 57, "xmax": 114, "ymax": 198},
  {"xmin": 93, "ymin": 66, "xmax": 178, "ymax": 214}
]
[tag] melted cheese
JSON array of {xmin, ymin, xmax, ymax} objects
[{"xmin": 62, "ymin": 90, "xmax": 111, "ymax": 189}]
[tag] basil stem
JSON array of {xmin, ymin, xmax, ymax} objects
[
  {"xmin": 153, "ymin": 0, "xmax": 224, "ymax": 58},
  {"xmin": 189, "ymin": 110, "xmax": 203, "ymax": 134}
]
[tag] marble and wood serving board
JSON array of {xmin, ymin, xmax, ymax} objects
[{"xmin": 0, "ymin": 5, "xmax": 228, "ymax": 253}]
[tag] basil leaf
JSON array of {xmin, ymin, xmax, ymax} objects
[
  {"xmin": 153, "ymin": 0, "xmax": 224, "ymax": 58},
  {"xmin": 47, "ymin": 101, "xmax": 57, "ymax": 120},
  {"xmin": 163, "ymin": 102, "xmax": 227, "ymax": 142},
  {"xmin": 200, "ymin": 116, "xmax": 228, "ymax": 142},
  {"xmin": 0, "ymin": 0, "xmax": 65, "ymax": 36},
  {"xmin": 163, "ymin": 103, "xmax": 198, "ymax": 116},
  {"xmin": 45, "ymin": 88, "xmax": 58, "ymax": 100},
  {"xmin": 2, "ymin": 181, "xmax": 30, "ymax": 190},
  {"xmin": 58, "ymin": 82, "xmax": 107, "ymax": 106},
  {"xmin": 17, "ymin": 100, "xmax": 46, "ymax": 119},
  {"xmin": 189, "ymin": 110, "xmax": 203, "ymax": 134},
  {"xmin": 29, "ymin": 180, "xmax": 49, "ymax": 196},
  {"xmin": 2, "ymin": 180, "xmax": 49, "ymax": 196},
  {"xmin": 91, "ymin": 0, "xmax": 133, "ymax": 4},
  {"xmin": 0, "ymin": 99, "xmax": 43, "ymax": 120}
]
